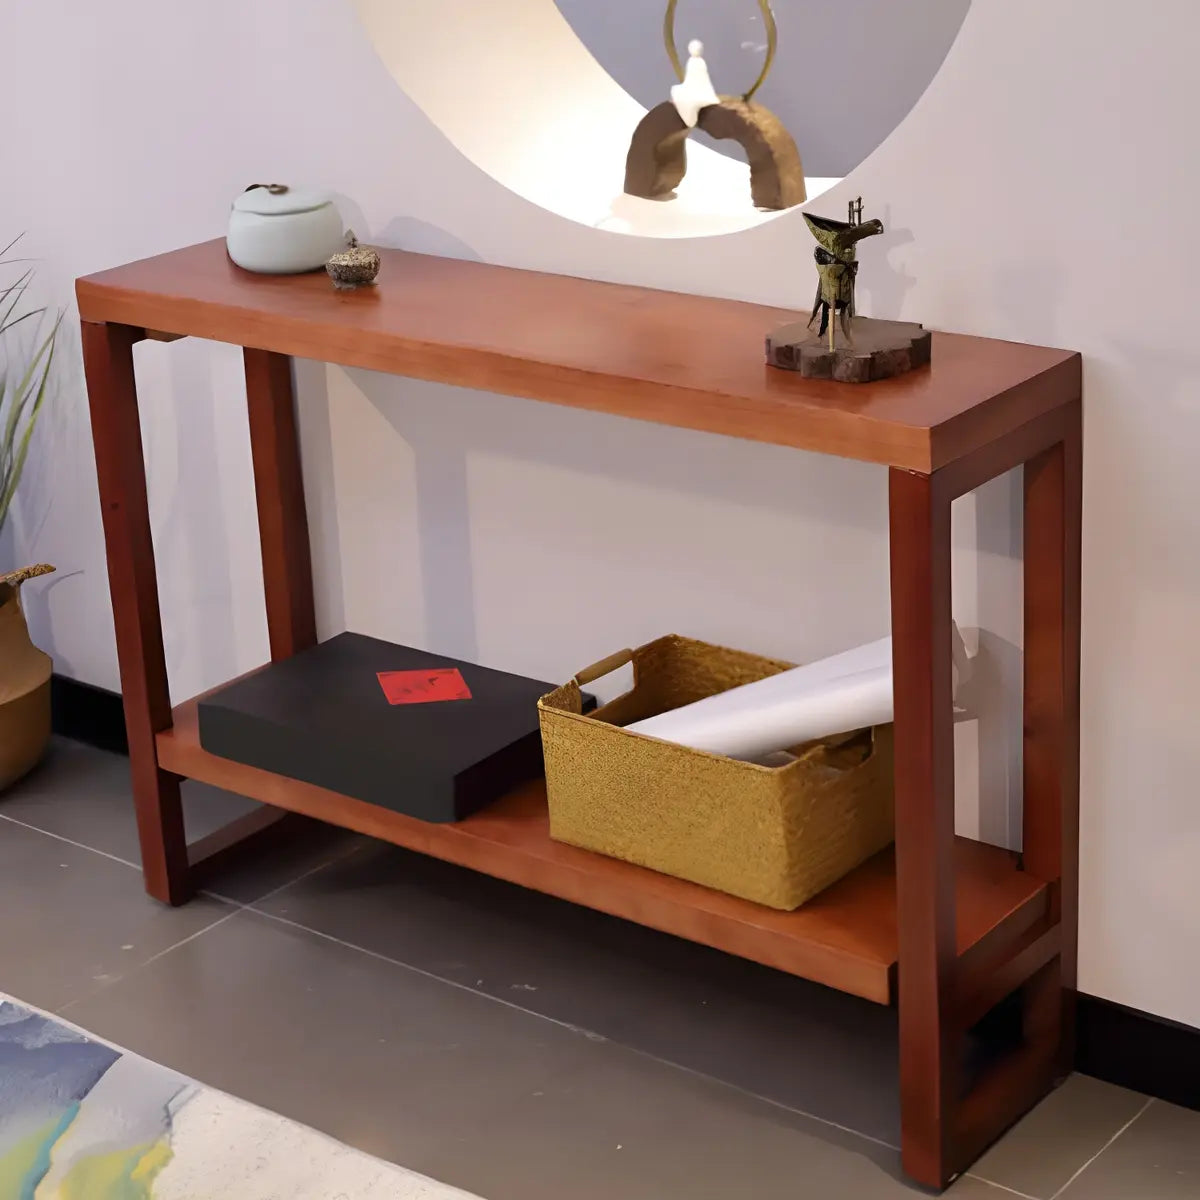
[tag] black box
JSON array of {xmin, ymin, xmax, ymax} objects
[{"xmin": 198, "ymin": 633, "xmax": 564, "ymax": 822}]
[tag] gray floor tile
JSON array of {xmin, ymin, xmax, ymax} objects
[
  {"xmin": 254, "ymin": 838, "xmax": 902, "ymax": 1144},
  {"xmin": 0, "ymin": 816, "xmax": 231, "ymax": 1011},
  {"xmin": 1, "ymin": 738, "xmax": 363, "ymax": 903},
  {"xmin": 971, "ymin": 1073, "xmax": 1150, "ymax": 1198},
  {"xmin": 1, "ymin": 738, "xmax": 255, "ymax": 862},
  {"xmin": 1058, "ymin": 1099, "xmax": 1196, "ymax": 1199},
  {"xmin": 195, "ymin": 819, "xmax": 367, "ymax": 906},
  {"xmin": 952, "ymin": 1179, "xmax": 1041, "ymax": 1198},
  {"xmin": 64, "ymin": 906, "xmax": 928, "ymax": 1199},
  {"xmin": 64, "ymin": 908, "xmax": 608, "ymax": 1168},
  {"xmin": 419, "ymin": 1044, "xmax": 922, "ymax": 1200}
]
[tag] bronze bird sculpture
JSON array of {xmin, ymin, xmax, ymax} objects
[{"xmin": 804, "ymin": 206, "xmax": 884, "ymax": 350}]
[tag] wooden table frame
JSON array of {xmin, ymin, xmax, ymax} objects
[{"xmin": 77, "ymin": 242, "xmax": 1081, "ymax": 1190}]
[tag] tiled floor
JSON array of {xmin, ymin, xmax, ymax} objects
[{"xmin": 2, "ymin": 739, "xmax": 1195, "ymax": 1199}]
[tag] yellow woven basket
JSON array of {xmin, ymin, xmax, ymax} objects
[{"xmin": 538, "ymin": 635, "xmax": 895, "ymax": 911}]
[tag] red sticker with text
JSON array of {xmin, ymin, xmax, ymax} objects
[{"xmin": 377, "ymin": 668, "xmax": 473, "ymax": 706}]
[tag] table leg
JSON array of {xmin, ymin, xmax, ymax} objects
[
  {"xmin": 889, "ymin": 466, "xmax": 959, "ymax": 1186},
  {"xmin": 1022, "ymin": 398, "xmax": 1083, "ymax": 1078},
  {"xmin": 82, "ymin": 320, "xmax": 190, "ymax": 904},
  {"xmin": 244, "ymin": 349, "xmax": 316, "ymax": 660},
  {"xmin": 889, "ymin": 400, "xmax": 1082, "ymax": 1188}
]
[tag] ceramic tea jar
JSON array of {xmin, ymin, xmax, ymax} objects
[{"xmin": 226, "ymin": 184, "xmax": 345, "ymax": 274}]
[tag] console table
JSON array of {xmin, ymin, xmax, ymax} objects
[{"xmin": 76, "ymin": 239, "xmax": 1081, "ymax": 1190}]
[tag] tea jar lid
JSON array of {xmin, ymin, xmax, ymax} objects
[{"xmin": 232, "ymin": 184, "xmax": 333, "ymax": 217}]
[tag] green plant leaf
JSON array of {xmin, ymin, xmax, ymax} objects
[
  {"xmin": 0, "ymin": 327, "xmax": 57, "ymax": 523},
  {"xmin": 0, "ymin": 240, "xmax": 59, "ymax": 539},
  {"xmin": 0, "ymin": 270, "xmax": 36, "ymax": 331},
  {"xmin": 3, "ymin": 317, "xmax": 55, "ymax": 447}
]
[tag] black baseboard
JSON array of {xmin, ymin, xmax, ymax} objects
[
  {"xmin": 1077, "ymin": 994, "xmax": 1200, "ymax": 1111},
  {"xmin": 51, "ymin": 673, "xmax": 128, "ymax": 756},
  {"xmin": 48, "ymin": 671, "xmax": 1200, "ymax": 1109}
]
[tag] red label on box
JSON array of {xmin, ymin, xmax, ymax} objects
[{"xmin": 377, "ymin": 668, "xmax": 473, "ymax": 706}]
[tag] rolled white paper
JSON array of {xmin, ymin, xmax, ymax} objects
[{"xmin": 627, "ymin": 627, "xmax": 970, "ymax": 761}]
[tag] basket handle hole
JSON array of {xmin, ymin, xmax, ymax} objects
[{"xmin": 804, "ymin": 727, "xmax": 876, "ymax": 771}]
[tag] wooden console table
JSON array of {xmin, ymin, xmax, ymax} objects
[{"xmin": 76, "ymin": 239, "xmax": 1080, "ymax": 1190}]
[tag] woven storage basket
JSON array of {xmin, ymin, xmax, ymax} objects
[{"xmin": 538, "ymin": 635, "xmax": 894, "ymax": 910}]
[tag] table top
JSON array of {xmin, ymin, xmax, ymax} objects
[{"xmin": 77, "ymin": 239, "xmax": 1080, "ymax": 473}]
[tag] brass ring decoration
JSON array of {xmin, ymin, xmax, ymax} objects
[{"xmin": 663, "ymin": 0, "xmax": 778, "ymax": 102}]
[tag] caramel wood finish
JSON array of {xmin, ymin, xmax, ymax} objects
[
  {"xmin": 76, "ymin": 240, "xmax": 1080, "ymax": 473},
  {"xmin": 1023, "ymin": 398, "xmax": 1083, "ymax": 1081},
  {"xmin": 158, "ymin": 696, "xmax": 1047, "ymax": 1005},
  {"xmin": 890, "ymin": 466, "xmax": 958, "ymax": 1184},
  {"xmin": 955, "ymin": 1016, "xmax": 1059, "ymax": 1169},
  {"xmin": 81, "ymin": 320, "xmax": 189, "ymax": 905},
  {"xmin": 243, "ymin": 348, "xmax": 316, "ymax": 661},
  {"xmin": 886, "ymin": 397, "xmax": 1082, "ymax": 1188},
  {"xmin": 78, "ymin": 241, "xmax": 1081, "ymax": 1193},
  {"xmin": 955, "ymin": 922, "xmax": 1062, "ymax": 1033}
]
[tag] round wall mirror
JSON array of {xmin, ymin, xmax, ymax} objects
[{"xmin": 354, "ymin": 0, "xmax": 971, "ymax": 239}]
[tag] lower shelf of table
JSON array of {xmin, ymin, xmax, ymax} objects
[{"xmin": 158, "ymin": 697, "xmax": 1049, "ymax": 1005}]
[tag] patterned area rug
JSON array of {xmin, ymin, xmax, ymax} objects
[{"xmin": 0, "ymin": 995, "xmax": 480, "ymax": 1199}]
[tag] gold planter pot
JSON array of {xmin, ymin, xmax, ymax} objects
[{"xmin": 0, "ymin": 566, "xmax": 54, "ymax": 792}]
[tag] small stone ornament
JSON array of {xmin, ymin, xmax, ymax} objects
[{"xmin": 325, "ymin": 232, "xmax": 381, "ymax": 290}]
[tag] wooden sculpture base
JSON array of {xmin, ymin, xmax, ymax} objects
[{"xmin": 767, "ymin": 317, "xmax": 932, "ymax": 383}]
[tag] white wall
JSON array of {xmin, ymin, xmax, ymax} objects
[{"xmin": 2, "ymin": 0, "xmax": 1198, "ymax": 1028}]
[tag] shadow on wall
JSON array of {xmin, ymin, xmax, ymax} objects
[
  {"xmin": 975, "ymin": 471, "xmax": 1024, "ymax": 847},
  {"xmin": 164, "ymin": 342, "xmax": 239, "ymax": 691},
  {"xmin": 292, "ymin": 218, "xmax": 483, "ymax": 648},
  {"xmin": 374, "ymin": 218, "xmax": 485, "ymax": 261},
  {"xmin": 857, "ymin": 209, "xmax": 917, "ymax": 322},
  {"xmin": 294, "ymin": 358, "xmax": 346, "ymax": 643},
  {"xmin": 343, "ymin": 366, "xmax": 889, "ymax": 665},
  {"xmin": 957, "ymin": 628, "xmax": 1023, "ymax": 848}
]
